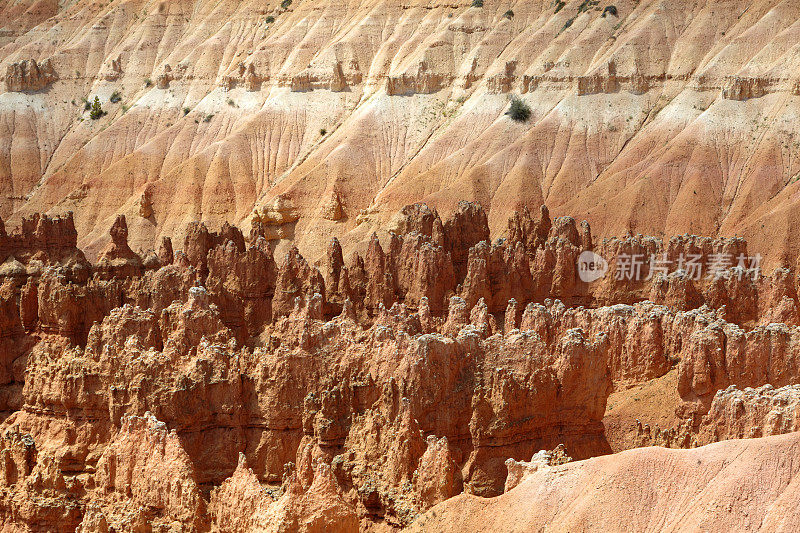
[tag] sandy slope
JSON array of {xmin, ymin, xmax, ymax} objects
[
  {"xmin": 2, "ymin": 0, "xmax": 800, "ymax": 263},
  {"xmin": 409, "ymin": 432, "xmax": 800, "ymax": 532}
]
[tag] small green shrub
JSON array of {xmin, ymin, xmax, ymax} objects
[
  {"xmin": 281, "ymin": 0, "xmax": 292, "ymax": 8},
  {"xmin": 503, "ymin": 10, "xmax": 514, "ymax": 19},
  {"xmin": 266, "ymin": 15, "xmax": 275, "ymax": 23},
  {"xmin": 82, "ymin": 98, "xmax": 91, "ymax": 111},
  {"xmin": 89, "ymin": 96, "xmax": 105, "ymax": 120},
  {"xmin": 471, "ymin": 0, "xmax": 483, "ymax": 7},
  {"xmin": 602, "ymin": 5, "xmax": 618, "ymax": 17},
  {"xmin": 507, "ymin": 96, "xmax": 531, "ymax": 122},
  {"xmin": 227, "ymin": 98, "xmax": 236, "ymax": 107},
  {"xmin": 554, "ymin": 1, "xmax": 565, "ymax": 13},
  {"xmin": 183, "ymin": 107, "xmax": 190, "ymax": 115},
  {"xmin": 320, "ymin": 128, "xmax": 327, "ymax": 136},
  {"xmin": 563, "ymin": 17, "xmax": 575, "ymax": 30},
  {"xmin": 203, "ymin": 114, "xmax": 214, "ymax": 123},
  {"xmin": 110, "ymin": 90, "xmax": 122, "ymax": 103},
  {"xmin": 144, "ymin": 78, "xmax": 153, "ymax": 88}
]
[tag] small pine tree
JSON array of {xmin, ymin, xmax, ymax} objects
[{"xmin": 89, "ymin": 96, "xmax": 105, "ymax": 120}]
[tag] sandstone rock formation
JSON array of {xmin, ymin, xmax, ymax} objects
[
  {"xmin": 3, "ymin": 1, "xmax": 800, "ymax": 528},
  {"xmin": 0, "ymin": 202, "xmax": 796, "ymax": 529},
  {"xmin": 4, "ymin": 59, "xmax": 57, "ymax": 92}
]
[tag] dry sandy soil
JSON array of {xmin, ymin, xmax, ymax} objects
[{"xmin": 410, "ymin": 432, "xmax": 800, "ymax": 532}]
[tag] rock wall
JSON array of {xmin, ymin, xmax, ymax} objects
[{"xmin": 4, "ymin": 59, "xmax": 57, "ymax": 92}]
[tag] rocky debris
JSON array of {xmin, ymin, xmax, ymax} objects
[
  {"xmin": 486, "ymin": 61, "xmax": 518, "ymax": 94},
  {"xmin": 252, "ymin": 196, "xmax": 301, "ymax": 241},
  {"xmin": 722, "ymin": 76, "xmax": 771, "ymax": 100},
  {"xmin": 100, "ymin": 55, "xmax": 122, "ymax": 81},
  {"xmin": 504, "ymin": 443, "xmax": 571, "ymax": 492},
  {"xmin": 138, "ymin": 188, "xmax": 153, "ymax": 218},
  {"xmin": 5, "ymin": 59, "xmax": 57, "ymax": 92},
  {"xmin": 577, "ymin": 62, "xmax": 618, "ymax": 95},
  {"xmin": 386, "ymin": 61, "xmax": 452, "ymax": 95},
  {"xmin": 156, "ymin": 64, "xmax": 173, "ymax": 89},
  {"xmin": 290, "ymin": 60, "xmax": 361, "ymax": 92},
  {"xmin": 222, "ymin": 62, "xmax": 267, "ymax": 92},
  {"xmin": 321, "ymin": 192, "xmax": 345, "ymax": 221}
]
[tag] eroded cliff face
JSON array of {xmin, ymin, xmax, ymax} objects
[
  {"xmin": 0, "ymin": 201, "xmax": 799, "ymax": 530},
  {"xmin": 4, "ymin": 0, "xmax": 800, "ymax": 267}
]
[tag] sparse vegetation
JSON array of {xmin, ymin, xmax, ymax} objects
[
  {"xmin": 507, "ymin": 96, "xmax": 531, "ymax": 122},
  {"xmin": 281, "ymin": 0, "xmax": 292, "ymax": 8},
  {"xmin": 563, "ymin": 17, "xmax": 575, "ymax": 30},
  {"xmin": 227, "ymin": 98, "xmax": 236, "ymax": 107},
  {"xmin": 554, "ymin": 1, "xmax": 566, "ymax": 13},
  {"xmin": 503, "ymin": 9, "xmax": 514, "ymax": 19},
  {"xmin": 471, "ymin": 0, "xmax": 483, "ymax": 7},
  {"xmin": 144, "ymin": 78, "xmax": 153, "ymax": 88},
  {"xmin": 203, "ymin": 113, "xmax": 214, "ymax": 123},
  {"xmin": 110, "ymin": 90, "xmax": 122, "ymax": 103},
  {"xmin": 602, "ymin": 5, "xmax": 618, "ymax": 17},
  {"xmin": 320, "ymin": 128, "xmax": 327, "ymax": 136},
  {"xmin": 183, "ymin": 107, "xmax": 191, "ymax": 115},
  {"xmin": 82, "ymin": 98, "xmax": 91, "ymax": 111},
  {"xmin": 89, "ymin": 96, "xmax": 105, "ymax": 120},
  {"xmin": 266, "ymin": 15, "xmax": 275, "ymax": 23},
  {"xmin": 578, "ymin": 0, "xmax": 599, "ymax": 14}
]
